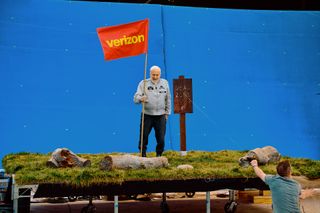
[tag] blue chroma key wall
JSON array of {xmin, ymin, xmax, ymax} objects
[
  {"xmin": 1, "ymin": 0, "xmax": 319, "ymax": 168},
  {"xmin": 0, "ymin": 0, "xmax": 165, "ymax": 165},
  {"xmin": 162, "ymin": 7, "xmax": 320, "ymax": 159}
]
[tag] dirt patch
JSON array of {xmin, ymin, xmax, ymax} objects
[{"xmin": 293, "ymin": 176, "xmax": 320, "ymax": 188}]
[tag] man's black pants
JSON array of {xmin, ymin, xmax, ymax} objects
[{"xmin": 138, "ymin": 114, "xmax": 166, "ymax": 156}]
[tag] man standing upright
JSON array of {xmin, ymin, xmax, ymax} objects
[{"xmin": 134, "ymin": 65, "xmax": 171, "ymax": 157}]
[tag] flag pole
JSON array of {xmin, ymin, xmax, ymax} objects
[{"xmin": 140, "ymin": 53, "xmax": 148, "ymax": 157}]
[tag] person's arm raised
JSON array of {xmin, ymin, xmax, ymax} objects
[{"xmin": 250, "ymin": 160, "xmax": 266, "ymax": 182}]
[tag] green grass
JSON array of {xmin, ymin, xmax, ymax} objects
[{"xmin": 2, "ymin": 150, "xmax": 319, "ymax": 186}]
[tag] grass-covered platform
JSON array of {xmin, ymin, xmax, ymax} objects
[{"xmin": 3, "ymin": 150, "xmax": 319, "ymax": 187}]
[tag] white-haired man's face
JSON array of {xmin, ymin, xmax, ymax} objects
[{"xmin": 150, "ymin": 67, "xmax": 161, "ymax": 82}]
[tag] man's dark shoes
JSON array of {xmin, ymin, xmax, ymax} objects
[{"xmin": 142, "ymin": 152, "xmax": 147, "ymax": 157}]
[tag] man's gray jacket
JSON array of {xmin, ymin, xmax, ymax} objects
[{"xmin": 134, "ymin": 78, "xmax": 171, "ymax": 116}]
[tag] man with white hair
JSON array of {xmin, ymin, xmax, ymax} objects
[{"xmin": 134, "ymin": 65, "xmax": 171, "ymax": 157}]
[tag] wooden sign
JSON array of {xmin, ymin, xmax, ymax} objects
[
  {"xmin": 173, "ymin": 75, "xmax": 193, "ymax": 154},
  {"xmin": 173, "ymin": 76, "xmax": 193, "ymax": 114}
]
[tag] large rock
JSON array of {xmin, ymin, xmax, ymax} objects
[{"xmin": 239, "ymin": 146, "xmax": 281, "ymax": 167}]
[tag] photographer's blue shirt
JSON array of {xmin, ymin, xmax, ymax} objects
[{"xmin": 265, "ymin": 175, "xmax": 301, "ymax": 213}]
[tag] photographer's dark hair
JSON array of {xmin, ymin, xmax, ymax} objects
[{"xmin": 276, "ymin": 160, "xmax": 291, "ymax": 177}]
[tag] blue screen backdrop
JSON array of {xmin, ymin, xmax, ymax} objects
[{"xmin": 1, "ymin": 0, "xmax": 319, "ymax": 168}]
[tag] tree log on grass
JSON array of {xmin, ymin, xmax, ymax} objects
[
  {"xmin": 100, "ymin": 154, "xmax": 169, "ymax": 171},
  {"xmin": 47, "ymin": 148, "xmax": 91, "ymax": 168}
]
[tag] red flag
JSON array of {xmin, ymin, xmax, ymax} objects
[{"xmin": 97, "ymin": 19, "xmax": 149, "ymax": 60}]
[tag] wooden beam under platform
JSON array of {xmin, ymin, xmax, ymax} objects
[{"xmin": 33, "ymin": 178, "xmax": 269, "ymax": 198}]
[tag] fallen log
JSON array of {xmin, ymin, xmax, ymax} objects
[
  {"xmin": 47, "ymin": 148, "xmax": 91, "ymax": 168},
  {"xmin": 100, "ymin": 154, "xmax": 169, "ymax": 171}
]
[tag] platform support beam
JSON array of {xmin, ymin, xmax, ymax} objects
[
  {"xmin": 114, "ymin": 195, "xmax": 119, "ymax": 213},
  {"xmin": 206, "ymin": 191, "xmax": 211, "ymax": 213},
  {"xmin": 11, "ymin": 175, "xmax": 18, "ymax": 213}
]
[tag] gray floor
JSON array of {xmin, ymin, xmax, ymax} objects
[
  {"xmin": 31, "ymin": 199, "xmax": 273, "ymax": 213},
  {"xmin": 28, "ymin": 191, "xmax": 320, "ymax": 213},
  {"xmin": 30, "ymin": 192, "xmax": 273, "ymax": 213}
]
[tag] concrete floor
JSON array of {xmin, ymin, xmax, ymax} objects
[
  {"xmin": 29, "ymin": 191, "xmax": 320, "ymax": 213},
  {"xmin": 31, "ymin": 198, "xmax": 272, "ymax": 213}
]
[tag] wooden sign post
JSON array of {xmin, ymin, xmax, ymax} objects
[{"xmin": 173, "ymin": 76, "xmax": 193, "ymax": 156}]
